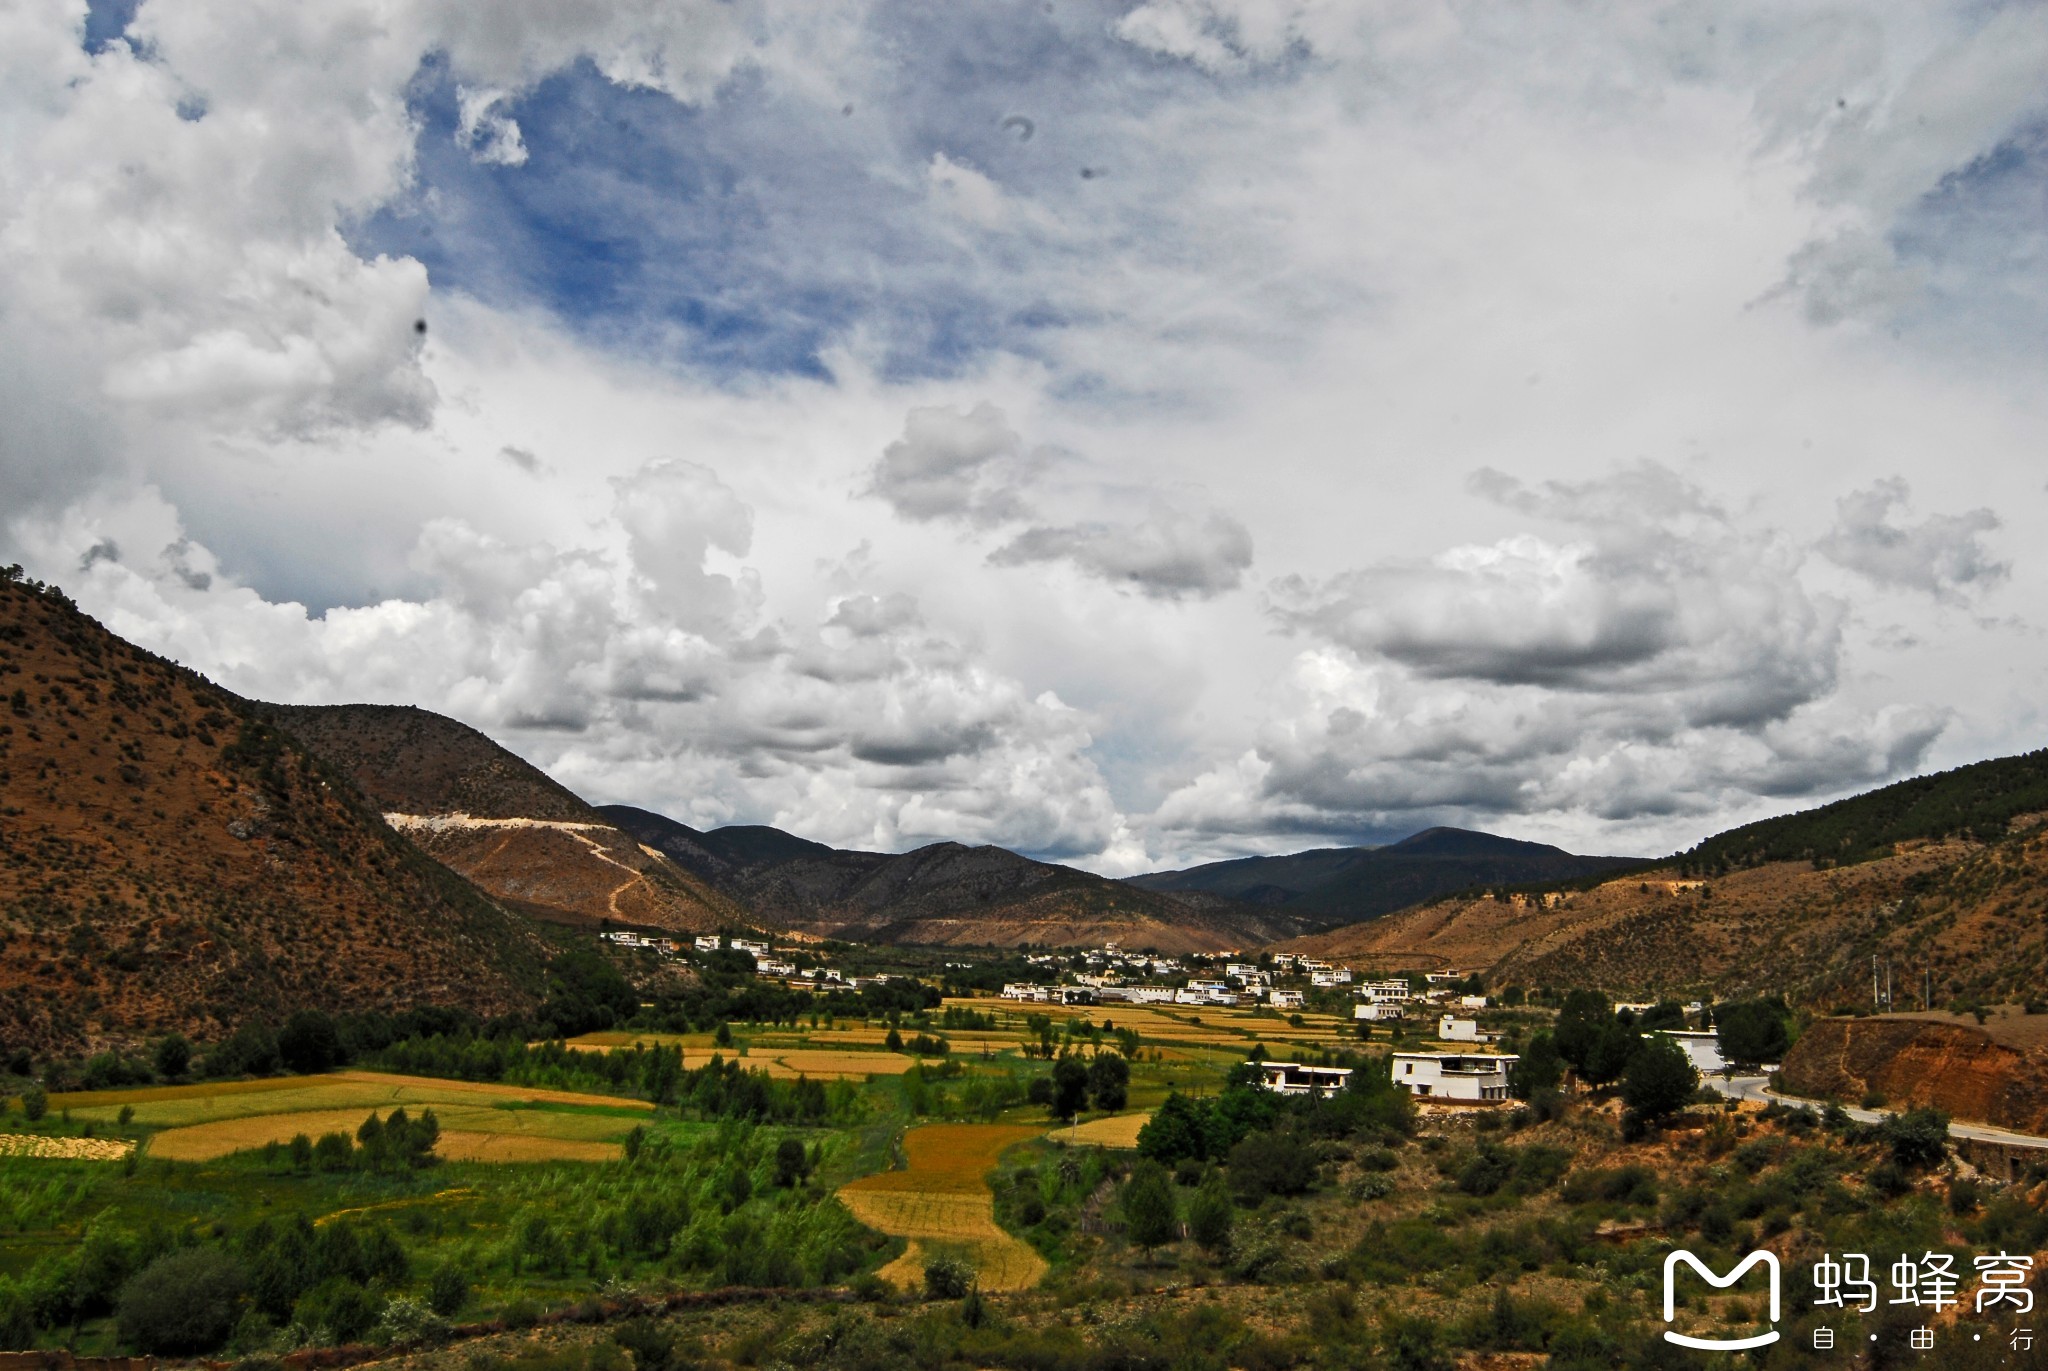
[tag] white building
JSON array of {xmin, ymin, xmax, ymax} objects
[
  {"xmin": 730, "ymin": 938, "xmax": 770, "ymax": 957},
  {"xmin": 1310, "ymin": 968, "xmax": 1354, "ymax": 987},
  {"xmin": 1457, "ymin": 995, "xmax": 1489, "ymax": 1010},
  {"xmin": 1255, "ymin": 1061, "xmax": 1354, "ymax": 1095},
  {"xmin": 1438, "ymin": 1015, "xmax": 1491, "ymax": 1043},
  {"xmin": 1424, "ymin": 971, "xmax": 1465, "ymax": 986},
  {"xmin": 757, "ymin": 958, "xmax": 797, "ymax": 977},
  {"xmin": 1267, "ymin": 989, "xmax": 1305, "ymax": 1010},
  {"xmin": 693, "ymin": 935, "xmax": 721, "ymax": 952},
  {"xmin": 1654, "ymin": 1029, "xmax": 1727, "ymax": 1075},
  {"xmin": 1358, "ymin": 980, "xmax": 1412, "ymax": 1003},
  {"xmin": 1097, "ymin": 985, "xmax": 1178, "ymax": 1004},
  {"xmin": 1355, "ymin": 1002, "xmax": 1405, "ymax": 1021},
  {"xmin": 1226, "ymin": 963, "xmax": 1261, "ymax": 980},
  {"xmin": 1391, "ymin": 1052, "xmax": 1519, "ymax": 1102}
]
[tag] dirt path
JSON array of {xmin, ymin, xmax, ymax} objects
[{"xmin": 837, "ymin": 1122, "xmax": 1046, "ymax": 1292}]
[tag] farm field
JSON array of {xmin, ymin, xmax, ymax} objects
[
  {"xmin": 53, "ymin": 1071, "xmax": 654, "ymax": 1163},
  {"xmin": 837, "ymin": 1122, "xmax": 1047, "ymax": 1291},
  {"xmin": 1062, "ymin": 1112, "xmax": 1152, "ymax": 1149},
  {"xmin": 565, "ymin": 1034, "xmax": 918, "ymax": 1079}
]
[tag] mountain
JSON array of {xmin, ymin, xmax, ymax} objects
[
  {"xmin": 1128, "ymin": 826, "xmax": 1642, "ymax": 928},
  {"xmin": 267, "ymin": 705, "xmax": 741, "ymax": 934},
  {"xmin": 603, "ymin": 805, "xmax": 1304, "ymax": 953},
  {"xmin": 0, "ymin": 571, "xmax": 543, "ymax": 1056},
  {"xmin": 1286, "ymin": 752, "xmax": 2048, "ymax": 1008}
]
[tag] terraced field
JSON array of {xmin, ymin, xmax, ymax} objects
[
  {"xmin": 1064, "ymin": 1112, "xmax": 1152, "ymax": 1149},
  {"xmin": 50, "ymin": 1071, "xmax": 653, "ymax": 1163},
  {"xmin": 837, "ymin": 1123, "xmax": 1046, "ymax": 1291},
  {"xmin": 565, "ymin": 1035, "xmax": 917, "ymax": 1079}
]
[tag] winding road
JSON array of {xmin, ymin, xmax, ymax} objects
[{"xmin": 1709, "ymin": 1075, "xmax": 2048, "ymax": 1150}]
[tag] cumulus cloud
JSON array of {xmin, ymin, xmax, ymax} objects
[
  {"xmin": 17, "ymin": 474, "xmax": 1136, "ymax": 863},
  {"xmin": 865, "ymin": 403, "xmax": 1253, "ymax": 600},
  {"xmin": 990, "ymin": 505, "xmax": 1253, "ymax": 600},
  {"xmin": 1819, "ymin": 478, "xmax": 2007, "ymax": 601},
  {"xmin": 1152, "ymin": 464, "xmax": 1941, "ymax": 851}
]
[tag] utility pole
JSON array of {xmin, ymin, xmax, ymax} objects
[{"xmin": 1873, "ymin": 955, "xmax": 1880, "ymax": 1013}]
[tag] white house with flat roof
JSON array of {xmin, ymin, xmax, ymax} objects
[
  {"xmin": 1355, "ymin": 1002, "xmax": 1405, "ymax": 1021},
  {"xmin": 1438, "ymin": 1014, "xmax": 1491, "ymax": 1043},
  {"xmin": 1391, "ymin": 1052, "xmax": 1518, "ymax": 1101},
  {"xmin": 1255, "ymin": 1061, "xmax": 1354, "ymax": 1095},
  {"xmin": 1654, "ymin": 1029, "xmax": 1726, "ymax": 1075}
]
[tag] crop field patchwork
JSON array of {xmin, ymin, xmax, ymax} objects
[
  {"xmin": 838, "ymin": 1122, "xmax": 1046, "ymax": 1291},
  {"xmin": 47, "ymin": 1071, "xmax": 653, "ymax": 1164}
]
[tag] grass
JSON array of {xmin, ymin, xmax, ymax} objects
[{"xmin": 837, "ymin": 1122, "xmax": 1047, "ymax": 1292}]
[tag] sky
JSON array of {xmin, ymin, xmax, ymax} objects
[{"xmin": 4, "ymin": 0, "xmax": 2045, "ymax": 874}]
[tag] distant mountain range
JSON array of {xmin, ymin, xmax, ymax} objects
[
  {"xmin": 1128, "ymin": 826, "xmax": 1643, "ymax": 927},
  {"xmin": 602, "ymin": 805, "xmax": 1308, "ymax": 953},
  {"xmin": 1288, "ymin": 750, "xmax": 2048, "ymax": 1008},
  {"xmin": 10, "ymin": 566, "xmax": 2047, "ymax": 1054}
]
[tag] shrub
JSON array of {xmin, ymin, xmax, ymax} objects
[
  {"xmin": 428, "ymin": 1265, "xmax": 470, "ymax": 1318},
  {"xmin": 117, "ymin": 1248, "xmax": 247, "ymax": 1355},
  {"xmin": 1187, "ymin": 1173, "xmax": 1233, "ymax": 1255},
  {"xmin": 1227, "ymin": 1130, "xmax": 1317, "ymax": 1202},
  {"xmin": 1880, "ymin": 1107, "xmax": 1950, "ymax": 1169},
  {"xmin": 20, "ymin": 1084, "xmax": 46, "ymax": 1122},
  {"xmin": 923, "ymin": 1257, "xmax": 974, "ymax": 1300}
]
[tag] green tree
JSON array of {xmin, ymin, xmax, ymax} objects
[
  {"xmin": 153, "ymin": 1033, "xmax": 192, "ymax": 1080},
  {"xmin": 278, "ymin": 1010, "xmax": 343, "ymax": 1074},
  {"xmin": 884, "ymin": 1027, "xmax": 904, "ymax": 1052},
  {"xmin": 117, "ymin": 1249, "xmax": 246, "ymax": 1355},
  {"xmin": 1122, "ymin": 1160, "xmax": 1179, "ymax": 1258},
  {"xmin": 1186, "ymin": 1172, "xmax": 1233, "ymax": 1257},
  {"xmin": 773, "ymin": 1137, "xmax": 811, "ymax": 1187},
  {"xmin": 1880, "ymin": 1107, "xmax": 1950, "ymax": 1169},
  {"xmin": 1137, "ymin": 1092, "xmax": 1209, "ymax": 1164},
  {"xmin": 1050, "ymin": 1054, "xmax": 1090, "ymax": 1122},
  {"xmin": 1087, "ymin": 1052, "xmax": 1130, "ymax": 1112},
  {"xmin": 20, "ymin": 1084, "xmax": 46, "ymax": 1122},
  {"xmin": 1553, "ymin": 990, "xmax": 1613, "ymax": 1073},
  {"xmin": 1715, "ymin": 999, "xmax": 1791, "ymax": 1065},
  {"xmin": 1620, "ymin": 1035, "xmax": 1699, "ymax": 1121},
  {"xmin": 1513, "ymin": 1032, "xmax": 1564, "ymax": 1098},
  {"xmin": 1579, "ymin": 1019, "xmax": 1638, "ymax": 1088},
  {"xmin": 923, "ymin": 1257, "xmax": 974, "ymax": 1300},
  {"xmin": 427, "ymin": 1265, "xmax": 469, "ymax": 1318}
]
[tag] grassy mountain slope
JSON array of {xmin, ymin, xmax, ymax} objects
[
  {"xmin": 1287, "ymin": 757, "xmax": 2048, "ymax": 1007},
  {"xmin": 270, "ymin": 705, "xmax": 741, "ymax": 933},
  {"xmin": 0, "ymin": 572, "xmax": 543, "ymax": 1056},
  {"xmin": 1130, "ymin": 826, "xmax": 1642, "ymax": 926},
  {"xmin": 602, "ymin": 804, "xmax": 1303, "ymax": 952}
]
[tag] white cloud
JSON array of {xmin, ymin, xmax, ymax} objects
[{"xmin": 1818, "ymin": 478, "xmax": 2007, "ymax": 601}]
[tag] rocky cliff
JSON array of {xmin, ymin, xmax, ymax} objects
[{"xmin": 1781, "ymin": 1016, "xmax": 2048, "ymax": 1136}]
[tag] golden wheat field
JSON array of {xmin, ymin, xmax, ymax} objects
[
  {"xmin": 837, "ymin": 1122, "xmax": 1046, "ymax": 1291},
  {"xmin": 48, "ymin": 1071, "xmax": 652, "ymax": 1164},
  {"xmin": 0, "ymin": 1133, "xmax": 136, "ymax": 1160},
  {"xmin": 1063, "ymin": 1112, "xmax": 1153, "ymax": 1149},
  {"xmin": 564, "ymin": 1036, "xmax": 918, "ymax": 1079}
]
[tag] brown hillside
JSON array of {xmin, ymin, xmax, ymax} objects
[
  {"xmin": 0, "ymin": 574, "xmax": 543, "ymax": 1057},
  {"xmin": 1782, "ymin": 1016, "xmax": 2048, "ymax": 1136},
  {"xmin": 269, "ymin": 704, "xmax": 742, "ymax": 934},
  {"xmin": 773, "ymin": 840, "xmax": 1301, "ymax": 954},
  {"xmin": 1284, "ymin": 822, "xmax": 2048, "ymax": 1006}
]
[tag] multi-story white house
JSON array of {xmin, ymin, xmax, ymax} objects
[
  {"xmin": 757, "ymin": 958, "xmax": 797, "ymax": 978},
  {"xmin": 1390, "ymin": 1052, "xmax": 1519, "ymax": 1101},
  {"xmin": 1266, "ymin": 989, "xmax": 1305, "ymax": 1010},
  {"xmin": 1310, "ymin": 968, "xmax": 1354, "ymax": 987},
  {"xmin": 1355, "ymin": 1002, "xmax": 1405, "ymax": 1021},
  {"xmin": 694, "ymin": 935, "xmax": 722, "ymax": 952},
  {"xmin": 1358, "ymin": 980, "xmax": 1412, "ymax": 1003},
  {"xmin": 730, "ymin": 938, "xmax": 770, "ymax": 957},
  {"xmin": 1255, "ymin": 1061, "xmax": 1354, "ymax": 1095}
]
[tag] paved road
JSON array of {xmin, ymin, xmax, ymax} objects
[{"xmin": 1709, "ymin": 1075, "xmax": 2048, "ymax": 1150}]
